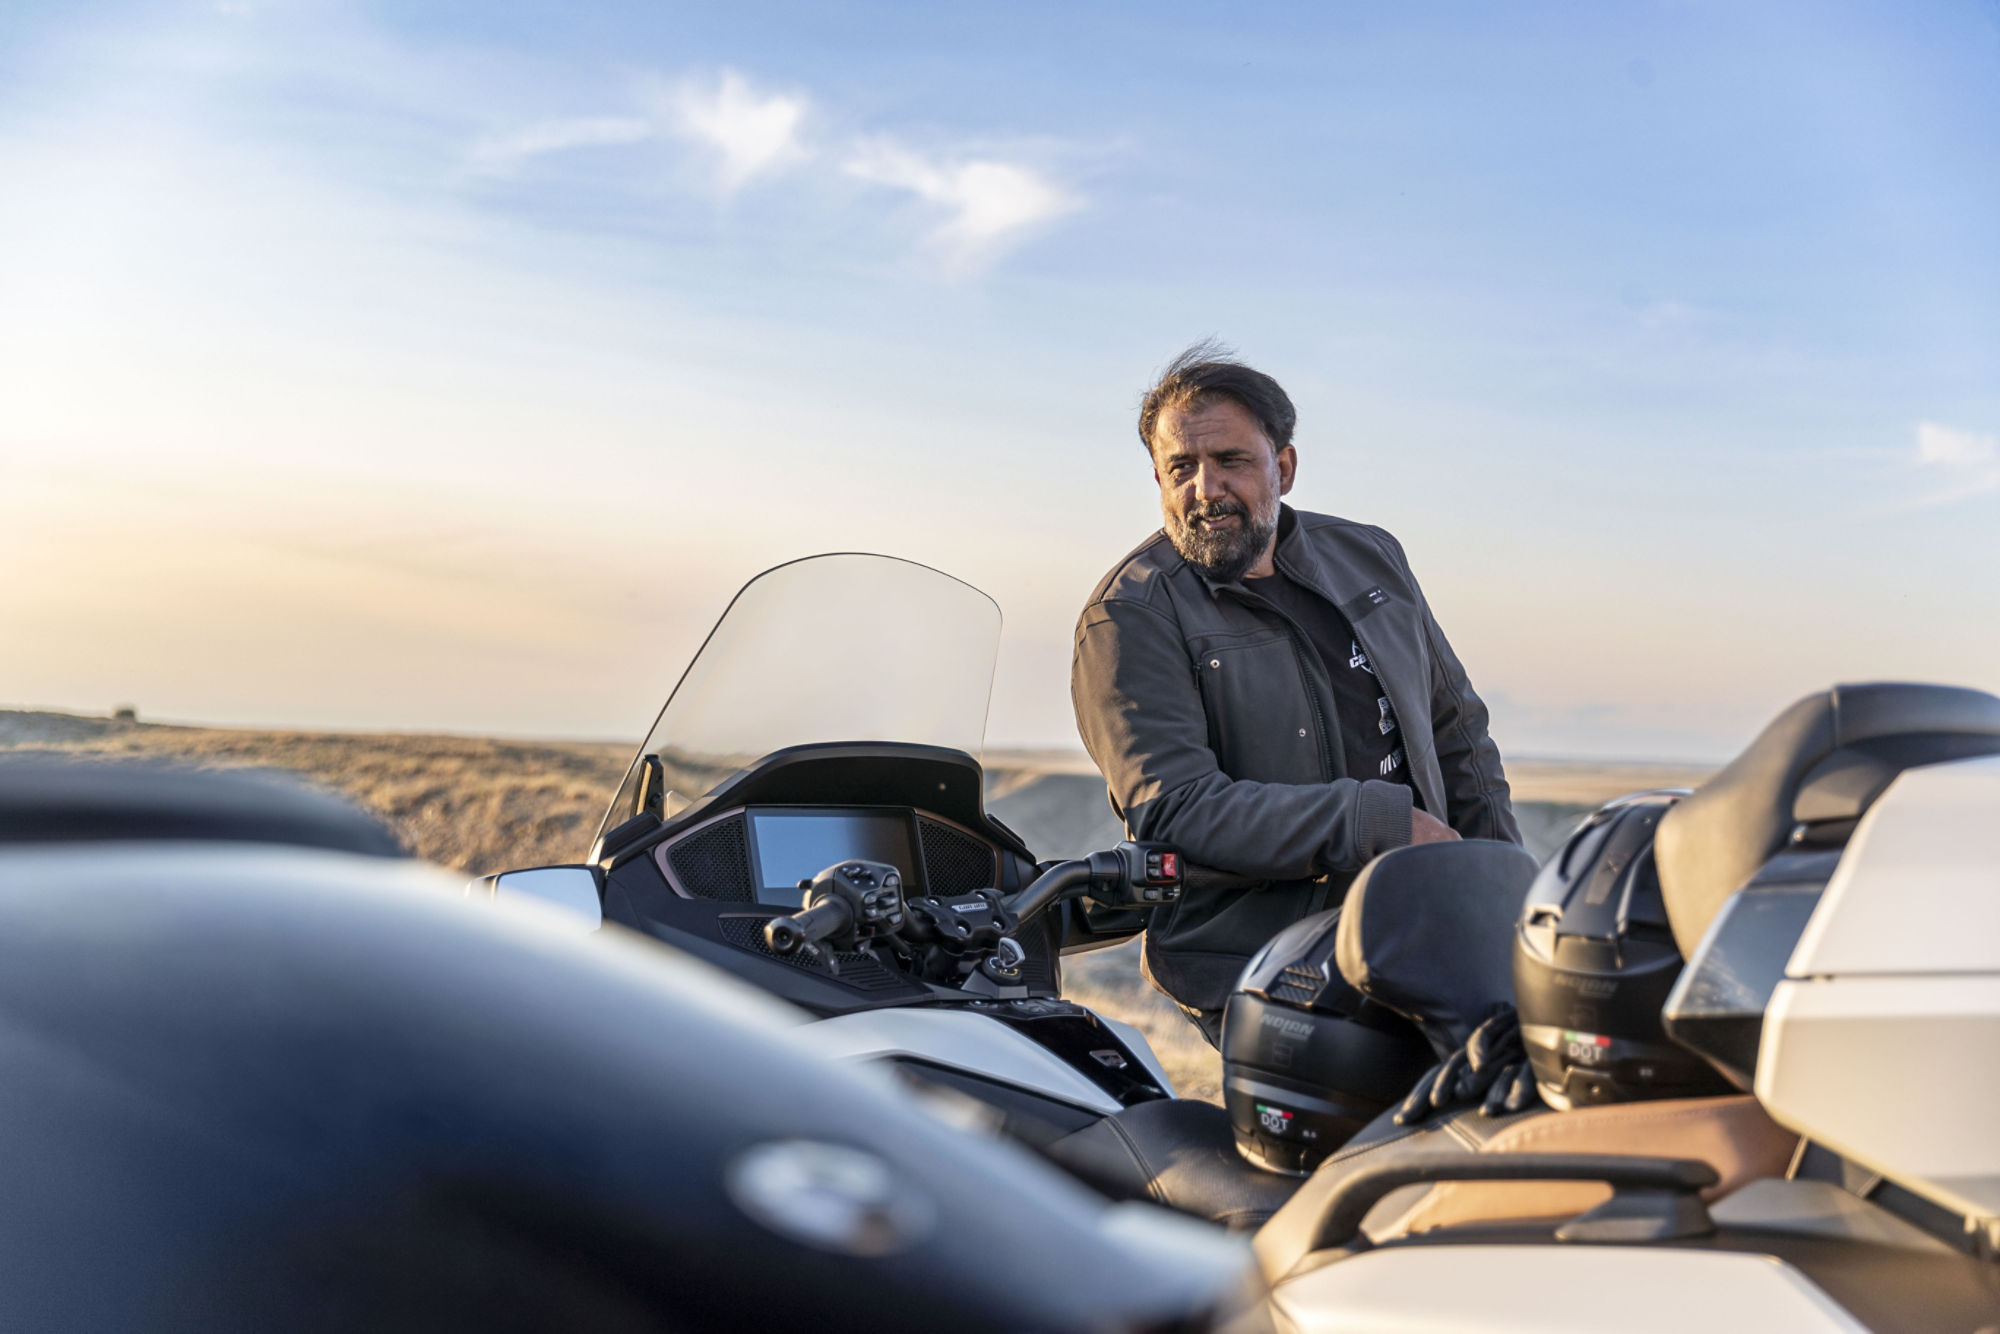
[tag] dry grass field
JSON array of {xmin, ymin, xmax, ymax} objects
[
  {"xmin": 1, "ymin": 708, "xmax": 1709, "ymax": 1103},
  {"xmin": 0, "ymin": 710, "xmax": 632, "ymax": 873}
]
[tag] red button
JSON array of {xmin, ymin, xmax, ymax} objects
[{"xmin": 1160, "ymin": 853, "xmax": 1179, "ymax": 878}]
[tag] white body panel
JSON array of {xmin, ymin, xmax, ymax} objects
[
  {"xmin": 1787, "ymin": 755, "xmax": 2000, "ymax": 976},
  {"xmin": 1269, "ymin": 1246, "xmax": 1865, "ymax": 1334},
  {"xmin": 807, "ymin": 1008, "xmax": 1173, "ymax": 1117},
  {"xmin": 1761, "ymin": 975, "xmax": 2000, "ymax": 1218},
  {"xmin": 1758, "ymin": 754, "xmax": 2000, "ymax": 1221}
]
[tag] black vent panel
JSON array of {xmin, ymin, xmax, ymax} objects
[
  {"xmin": 662, "ymin": 813, "xmax": 753, "ymax": 902},
  {"xmin": 1015, "ymin": 909, "xmax": 1059, "ymax": 995},
  {"xmin": 715, "ymin": 915, "xmax": 907, "ymax": 992},
  {"xmin": 1268, "ymin": 964, "xmax": 1324, "ymax": 1007},
  {"xmin": 918, "ymin": 817, "xmax": 997, "ymax": 896}
]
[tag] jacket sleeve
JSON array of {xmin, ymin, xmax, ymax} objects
[
  {"xmin": 1380, "ymin": 533, "xmax": 1521, "ymax": 844},
  {"xmin": 1071, "ymin": 596, "xmax": 1414, "ymax": 880}
]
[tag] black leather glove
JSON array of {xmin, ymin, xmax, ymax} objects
[
  {"xmin": 1483, "ymin": 1054, "xmax": 1540, "ymax": 1117},
  {"xmin": 1395, "ymin": 1006, "xmax": 1542, "ymax": 1126}
]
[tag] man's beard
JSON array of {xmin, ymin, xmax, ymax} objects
[{"xmin": 1163, "ymin": 496, "xmax": 1280, "ymax": 582}]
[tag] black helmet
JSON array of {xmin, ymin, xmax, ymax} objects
[
  {"xmin": 1221, "ymin": 909, "xmax": 1435, "ymax": 1174},
  {"xmin": 1514, "ymin": 791, "xmax": 1733, "ymax": 1109}
]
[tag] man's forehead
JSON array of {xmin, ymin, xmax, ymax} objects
[{"xmin": 1152, "ymin": 398, "xmax": 1274, "ymax": 458}]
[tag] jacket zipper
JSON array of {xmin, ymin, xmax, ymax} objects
[
  {"xmin": 1228, "ymin": 583, "xmax": 1339, "ymax": 784},
  {"xmin": 1229, "ymin": 581, "xmax": 1344, "ymax": 908},
  {"xmin": 1282, "ymin": 621, "xmax": 1345, "ymax": 913},
  {"xmin": 1264, "ymin": 553, "xmax": 1344, "ymax": 785},
  {"xmin": 1282, "ymin": 623, "xmax": 1337, "ymax": 783}
]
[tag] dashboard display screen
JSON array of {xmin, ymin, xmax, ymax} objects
[{"xmin": 748, "ymin": 810, "xmax": 916, "ymax": 908}]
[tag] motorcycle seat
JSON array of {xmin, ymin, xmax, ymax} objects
[
  {"xmin": 1656, "ymin": 682, "xmax": 2000, "ymax": 959},
  {"xmin": 1040, "ymin": 1098, "xmax": 1300, "ymax": 1231},
  {"xmin": 0, "ymin": 754, "xmax": 406, "ymax": 857},
  {"xmin": 1335, "ymin": 838, "xmax": 1537, "ymax": 1053},
  {"xmin": 1044, "ymin": 842, "xmax": 1540, "ymax": 1231},
  {"xmin": 1252, "ymin": 817, "xmax": 1802, "ymax": 1280}
]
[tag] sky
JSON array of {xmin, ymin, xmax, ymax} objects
[{"xmin": 2, "ymin": 0, "xmax": 1997, "ymax": 761}]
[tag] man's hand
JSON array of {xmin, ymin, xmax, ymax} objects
[{"xmin": 1410, "ymin": 808, "xmax": 1461, "ymax": 845}]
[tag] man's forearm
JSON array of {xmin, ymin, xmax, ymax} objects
[{"xmin": 1112, "ymin": 763, "xmax": 1414, "ymax": 879}]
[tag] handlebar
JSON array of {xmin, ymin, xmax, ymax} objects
[
  {"xmin": 765, "ymin": 844, "xmax": 1264, "ymax": 959},
  {"xmin": 1002, "ymin": 861, "xmax": 1096, "ymax": 926},
  {"xmin": 764, "ymin": 897, "xmax": 853, "ymax": 956},
  {"xmin": 1183, "ymin": 863, "xmax": 1260, "ymax": 893},
  {"xmin": 1003, "ymin": 847, "xmax": 1263, "ymax": 927}
]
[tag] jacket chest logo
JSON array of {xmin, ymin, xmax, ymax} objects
[{"xmin": 1339, "ymin": 587, "xmax": 1394, "ymax": 624}]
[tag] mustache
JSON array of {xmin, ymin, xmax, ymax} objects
[{"xmin": 1185, "ymin": 500, "xmax": 1247, "ymax": 521}]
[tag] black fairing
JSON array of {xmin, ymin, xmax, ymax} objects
[
  {"xmin": 1661, "ymin": 852, "xmax": 1839, "ymax": 1091},
  {"xmin": 598, "ymin": 744, "xmax": 1032, "ymax": 865},
  {"xmin": 0, "ymin": 841, "xmax": 1255, "ymax": 1333},
  {"xmin": 592, "ymin": 744, "xmax": 1063, "ymax": 1017}
]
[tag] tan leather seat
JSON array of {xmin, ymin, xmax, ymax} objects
[{"xmin": 1376, "ymin": 1094, "xmax": 1798, "ymax": 1238}]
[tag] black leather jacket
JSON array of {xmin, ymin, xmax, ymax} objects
[{"xmin": 1071, "ymin": 506, "xmax": 1519, "ymax": 1010}]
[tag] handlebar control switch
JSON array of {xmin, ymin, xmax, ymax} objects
[
  {"xmin": 820, "ymin": 860, "xmax": 907, "ymax": 937},
  {"xmin": 763, "ymin": 859, "xmax": 906, "ymax": 956},
  {"xmin": 1087, "ymin": 841, "xmax": 1186, "ymax": 907}
]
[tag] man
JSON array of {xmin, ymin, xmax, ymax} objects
[{"xmin": 1071, "ymin": 344, "xmax": 1520, "ymax": 1046}]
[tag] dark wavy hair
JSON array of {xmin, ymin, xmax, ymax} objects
[{"xmin": 1137, "ymin": 340, "xmax": 1298, "ymax": 457}]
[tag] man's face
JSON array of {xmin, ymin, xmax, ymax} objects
[{"xmin": 1151, "ymin": 397, "xmax": 1296, "ymax": 582}]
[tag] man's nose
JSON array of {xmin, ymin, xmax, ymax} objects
[{"xmin": 1193, "ymin": 463, "xmax": 1229, "ymax": 501}]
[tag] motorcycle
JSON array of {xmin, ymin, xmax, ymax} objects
[
  {"xmin": 475, "ymin": 552, "xmax": 1280, "ymax": 1203},
  {"xmin": 477, "ymin": 552, "xmax": 2000, "ymax": 1332},
  {"xmin": 4, "ymin": 555, "xmax": 1992, "ymax": 1330}
]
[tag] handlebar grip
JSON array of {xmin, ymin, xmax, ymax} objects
[
  {"xmin": 1182, "ymin": 863, "xmax": 1260, "ymax": 892},
  {"xmin": 764, "ymin": 898, "xmax": 852, "ymax": 955},
  {"xmin": 1004, "ymin": 860, "xmax": 1094, "ymax": 927}
]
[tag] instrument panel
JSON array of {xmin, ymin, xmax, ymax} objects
[
  {"xmin": 746, "ymin": 809, "xmax": 918, "ymax": 908},
  {"xmin": 654, "ymin": 805, "xmax": 1002, "ymax": 908}
]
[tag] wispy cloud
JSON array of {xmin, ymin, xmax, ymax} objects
[
  {"xmin": 661, "ymin": 69, "xmax": 808, "ymax": 193},
  {"xmin": 469, "ymin": 116, "xmax": 656, "ymax": 174},
  {"xmin": 459, "ymin": 69, "xmax": 1079, "ymax": 269},
  {"xmin": 1911, "ymin": 420, "xmax": 2000, "ymax": 506},
  {"xmin": 845, "ymin": 140, "xmax": 1080, "ymax": 270},
  {"xmin": 465, "ymin": 70, "xmax": 808, "ymax": 190}
]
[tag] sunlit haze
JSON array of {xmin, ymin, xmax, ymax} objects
[{"xmin": 3, "ymin": 1, "xmax": 1996, "ymax": 760}]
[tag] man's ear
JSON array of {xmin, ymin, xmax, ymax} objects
[{"xmin": 1276, "ymin": 445, "xmax": 1298, "ymax": 496}]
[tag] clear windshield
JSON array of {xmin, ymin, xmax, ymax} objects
[{"xmin": 606, "ymin": 554, "xmax": 1002, "ymax": 826}]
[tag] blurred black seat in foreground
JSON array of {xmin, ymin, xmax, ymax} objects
[{"xmin": 0, "ymin": 755, "xmax": 405, "ymax": 857}]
